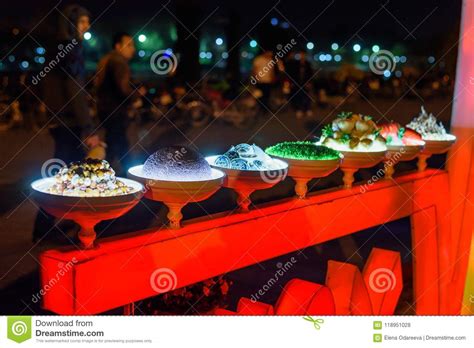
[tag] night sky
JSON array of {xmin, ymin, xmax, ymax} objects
[{"xmin": 1, "ymin": 0, "xmax": 462, "ymax": 46}]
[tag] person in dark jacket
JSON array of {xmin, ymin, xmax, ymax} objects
[
  {"xmin": 95, "ymin": 32, "xmax": 145, "ymax": 173},
  {"xmin": 42, "ymin": 4, "xmax": 98, "ymax": 155},
  {"xmin": 33, "ymin": 4, "xmax": 98, "ymax": 242},
  {"xmin": 286, "ymin": 50, "xmax": 314, "ymax": 118}
]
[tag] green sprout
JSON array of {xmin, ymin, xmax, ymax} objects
[{"xmin": 265, "ymin": 141, "xmax": 341, "ymax": 160}]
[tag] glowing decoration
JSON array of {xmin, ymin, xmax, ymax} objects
[
  {"xmin": 326, "ymin": 260, "xmax": 372, "ymax": 315},
  {"xmin": 361, "ymin": 54, "xmax": 369, "ymax": 62},
  {"xmin": 331, "ymin": 43, "xmax": 339, "ymax": 50},
  {"xmin": 138, "ymin": 50, "xmax": 145, "ymax": 57},
  {"xmin": 407, "ymin": 106, "xmax": 449, "ymax": 140},
  {"xmin": 406, "ymin": 106, "xmax": 456, "ymax": 171},
  {"xmin": 353, "ymin": 44, "xmax": 361, "ymax": 52},
  {"xmin": 128, "ymin": 146, "xmax": 225, "ymax": 228},
  {"xmin": 20, "ymin": 61, "xmax": 29, "ymax": 69},
  {"xmin": 334, "ymin": 54, "xmax": 342, "ymax": 62},
  {"xmin": 83, "ymin": 32, "xmax": 91, "ymax": 40},
  {"xmin": 49, "ymin": 159, "xmax": 133, "ymax": 197},
  {"xmin": 207, "ymin": 144, "xmax": 288, "ymax": 212},
  {"xmin": 265, "ymin": 141, "xmax": 341, "ymax": 198},
  {"xmin": 31, "ymin": 159, "xmax": 143, "ymax": 248},
  {"xmin": 36, "ymin": 47, "xmax": 45, "ymax": 54},
  {"xmin": 219, "ymin": 247, "xmax": 402, "ymax": 316},
  {"xmin": 318, "ymin": 112, "xmax": 387, "ymax": 188},
  {"xmin": 138, "ymin": 34, "xmax": 147, "ymax": 42},
  {"xmin": 143, "ymin": 146, "xmax": 212, "ymax": 181},
  {"xmin": 212, "ymin": 143, "xmax": 279, "ymax": 170},
  {"xmin": 275, "ymin": 279, "xmax": 336, "ymax": 315},
  {"xmin": 215, "ymin": 37, "xmax": 223, "ymax": 46},
  {"xmin": 271, "ymin": 17, "xmax": 278, "ymax": 26},
  {"xmin": 372, "ymin": 44, "xmax": 380, "ymax": 53},
  {"xmin": 306, "ymin": 42, "xmax": 314, "ymax": 50},
  {"xmin": 249, "ymin": 40, "xmax": 257, "ymax": 48},
  {"xmin": 380, "ymin": 123, "xmax": 425, "ymax": 178},
  {"xmin": 428, "ymin": 56, "xmax": 435, "ymax": 64},
  {"xmin": 383, "ymin": 70, "xmax": 391, "ymax": 78},
  {"xmin": 319, "ymin": 112, "xmax": 386, "ymax": 152},
  {"xmin": 362, "ymin": 248, "xmax": 403, "ymax": 315},
  {"xmin": 400, "ymin": 55, "xmax": 407, "ymax": 63}
]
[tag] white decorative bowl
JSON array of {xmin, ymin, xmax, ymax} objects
[
  {"xmin": 206, "ymin": 155, "xmax": 288, "ymax": 211},
  {"xmin": 128, "ymin": 165, "xmax": 225, "ymax": 228},
  {"xmin": 31, "ymin": 177, "xmax": 144, "ymax": 248},
  {"xmin": 272, "ymin": 156, "xmax": 342, "ymax": 198},
  {"xmin": 417, "ymin": 135, "xmax": 456, "ymax": 171},
  {"xmin": 384, "ymin": 143, "xmax": 424, "ymax": 178}
]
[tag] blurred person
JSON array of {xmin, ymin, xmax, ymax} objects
[
  {"xmin": 95, "ymin": 32, "xmax": 145, "ymax": 173},
  {"xmin": 33, "ymin": 4, "xmax": 99, "ymax": 243},
  {"xmin": 286, "ymin": 50, "xmax": 313, "ymax": 119},
  {"xmin": 251, "ymin": 50, "xmax": 283, "ymax": 113}
]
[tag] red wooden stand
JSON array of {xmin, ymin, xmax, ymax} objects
[{"xmin": 39, "ymin": 169, "xmax": 459, "ymax": 315}]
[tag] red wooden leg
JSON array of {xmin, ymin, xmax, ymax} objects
[{"xmin": 410, "ymin": 208, "xmax": 440, "ymax": 314}]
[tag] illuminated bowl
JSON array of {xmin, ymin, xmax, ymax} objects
[
  {"xmin": 31, "ymin": 177, "xmax": 144, "ymax": 249},
  {"xmin": 271, "ymin": 156, "xmax": 341, "ymax": 198},
  {"xmin": 384, "ymin": 143, "xmax": 424, "ymax": 178},
  {"xmin": 128, "ymin": 165, "xmax": 225, "ymax": 228},
  {"xmin": 417, "ymin": 135, "xmax": 456, "ymax": 171},
  {"xmin": 339, "ymin": 150, "xmax": 387, "ymax": 188},
  {"xmin": 206, "ymin": 155, "xmax": 288, "ymax": 211}
]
